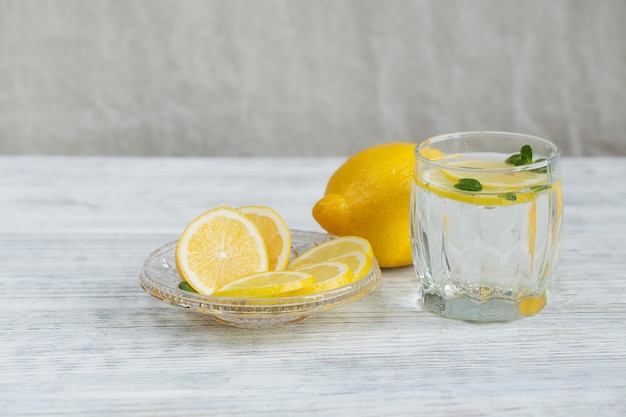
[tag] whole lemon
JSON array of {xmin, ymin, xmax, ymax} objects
[{"xmin": 313, "ymin": 143, "xmax": 417, "ymax": 268}]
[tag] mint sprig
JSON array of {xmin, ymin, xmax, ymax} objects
[
  {"xmin": 454, "ymin": 178, "xmax": 482, "ymax": 192},
  {"xmin": 505, "ymin": 144, "xmax": 533, "ymax": 166},
  {"xmin": 505, "ymin": 144, "xmax": 547, "ymax": 172}
]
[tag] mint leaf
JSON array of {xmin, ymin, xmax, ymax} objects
[
  {"xmin": 499, "ymin": 192, "xmax": 517, "ymax": 202},
  {"xmin": 454, "ymin": 178, "xmax": 483, "ymax": 192},
  {"xmin": 505, "ymin": 154, "xmax": 523, "ymax": 165},
  {"xmin": 178, "ymin": 282, "xmax": 197, "ymax": 292},
  {"xmin": 520, "ymin": 145, "xmax": 533, "ymax": 163}
]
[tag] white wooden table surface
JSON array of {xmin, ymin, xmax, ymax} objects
[{"xmin": 1, "ymin": 156, "xmax": 625, "ymax": 416}]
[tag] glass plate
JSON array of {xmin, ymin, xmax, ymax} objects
[{"xmin": 139, "ymin": 229, "xmax": 382, "ymax": 328}]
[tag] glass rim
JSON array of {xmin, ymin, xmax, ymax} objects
[{"xmin": 416, "ymin": 131, "xmax": 561, "ymax": 173}]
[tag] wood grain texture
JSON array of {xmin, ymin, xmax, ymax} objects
[{"xmin": 1, "ymin": 156, "xmax": 625, "ymax": 416}]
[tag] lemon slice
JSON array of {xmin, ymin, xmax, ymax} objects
[
  {"xmin": 238, "ymin": 205, "xmax": 292, "ymax": 271},
  {"xmin": 420, "ymin": 169, "xmax": 541, "ymax": 206},
  {"xmin": 212, "ymin": 270, "xmax": 315, "ymax": 297},
  {"xmin": 442, "ymin": 160, "xmax": 547, "ymax": 190},
  {"xmin": 419, "ymin": 163, "xmax": 550, "ymax": 206},
  {"xmin": 325, "ymin": 250, "xmax": 373, "ymax": 281},
  {"xmin": 287, "ymin": 236, "xmax": 374, "ymax": 270},
  {"xmin": 283, "ymin": 262, "xmax": 353, "ymax": 295},
  {"xmin": 175, "ymin": 206, "xmax": 269, "ymax": 295}
]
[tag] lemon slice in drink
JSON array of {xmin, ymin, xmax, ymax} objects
[
  {"xmin": 238, "ymin": 205, "xmax": 292, "ymax": 271},
  {"xmin": 283, "ymin": 262, "xmax": 354, "ymax": 295},
  {"xmin": 175, "ymin": 206, "xmax": 269, "ymax": 295},
  {"xmin": 287, "ymin": 236, "xmax": 374, "ymax": 270},
  {"xmin": 442, "ymin": 160, "xmax": 547, "ymax": 190},
  {"xmin": 212, "ymin": 270, "xmax": 315, "ymax": 297},
  {"xmin": 419, "ymin": 167, "xmax": 547, "ymax": 206}
]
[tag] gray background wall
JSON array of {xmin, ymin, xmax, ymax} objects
[{"xmin": 1, "ymin": 0, "xmax": 625, "ymax": 157}]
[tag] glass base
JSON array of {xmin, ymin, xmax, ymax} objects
[{"xmin": 420, "ymin": 290, "xmax": 548, "ymax": 322}]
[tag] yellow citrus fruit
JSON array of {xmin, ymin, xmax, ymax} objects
[
  {"xmin": 283, "ymin": 262, "xmax": 353, "ymax": 295},
  {"xmin": 323, "ymin": 250, "xmax": 373, "ymax": 281},
  {"xmin": 237, "ymin": 205, "xmax": 292, "ymax": 271},
  {"xmin": 212, "ymin": 270, "xmax": 315, "ymax": 297},
  {"xmin": 175, "ymin": 206, "xmax": 269, "ymax": 295},
  {"xmin": 287, "ymin": 236, "xmax": 373, "ymax": 270},
  {"xmin": 312, "ymin": 143, "xmax": 418, "ymax": 268}
]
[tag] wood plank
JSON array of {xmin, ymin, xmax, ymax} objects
[{"xmin": 1, "ymin": 156, "xmax": 625, "ymax": 416}]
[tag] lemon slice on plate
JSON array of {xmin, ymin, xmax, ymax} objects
[
  {"xmin": 175, "ymin": 206, "xmax": 269, "ymax": 295},
  {"xmin": 324, "ymin": 250, "xmax": 373, "ymax": 282},
  {"xmin": 238, "ymin": 205, "xmax": 292, "ymax": 271},
  {"xmin": 284, "ymin": 261, "xmax": 354, "ymax": 295},
  {"xmin": 287, "ymin": 236, "xmax": 373, "ymax": 270},
  {"xmin": 212, "ymin": 270, "xmax": 315, "ymax": 297}
]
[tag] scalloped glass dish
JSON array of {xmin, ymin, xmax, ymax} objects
[{"xmin": 140, "ymin": 230, "xmax": 382, "ymax": 328}]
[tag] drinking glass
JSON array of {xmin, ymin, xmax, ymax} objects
[{"xmin": 410, "ymin": 131, "xmax": 562, "ymax": 321}]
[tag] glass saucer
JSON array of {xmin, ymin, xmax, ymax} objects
[{"xmin": 139, "ymin": 230, "xmax": 382, "ymax": 328}]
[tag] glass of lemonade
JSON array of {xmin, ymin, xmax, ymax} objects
[{"xmin": 411, "ymin": 131, "xmax": 563, "ymax": 321}]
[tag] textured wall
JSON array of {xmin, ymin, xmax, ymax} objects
[{"xmin": 1, "ymin": 0, "xmax": 625, "ymax": 156}]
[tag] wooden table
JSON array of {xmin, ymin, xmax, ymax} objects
[{"xmin": 2, "ymin": 156, "xmax": 625, "ymax": 416}]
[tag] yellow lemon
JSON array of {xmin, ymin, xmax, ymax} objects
[
  {"xmin": 312, "ymin": 143, "xmax": 418, "ymax": 268},
  {"xmin": 237, "ymin": 205, "xmax": 292, "ymax": 271},
  {"xmin": 175, "ymin": 206, "xmax": 269, "ymax": 295},
  {"xmin": 212, "ymin": 270, "xmax": 315, "ymax": 298}
]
